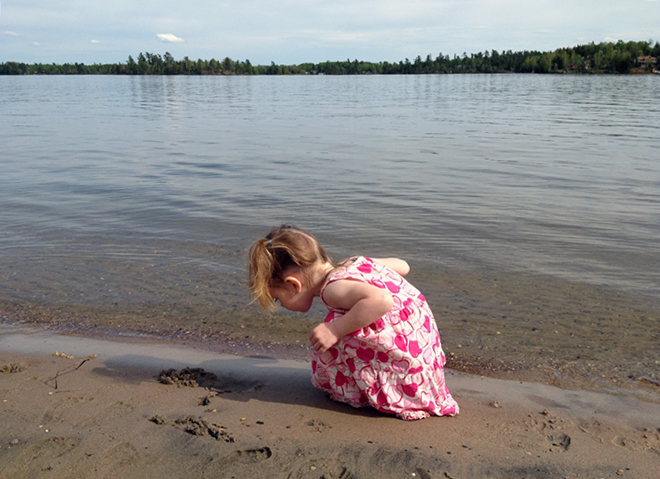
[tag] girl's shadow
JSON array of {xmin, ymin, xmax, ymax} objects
[{"xmin": 90, "ymin": 353, "xmax": 381, "ymax": 418}]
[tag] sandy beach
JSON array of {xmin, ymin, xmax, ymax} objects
[{"xmin": 1, "ymin": 325, "xmax": 659, "ymax": 479}]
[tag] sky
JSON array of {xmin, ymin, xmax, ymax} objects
[{"xmin": 1, "ymin": 0, "xmax": 659, "ymax": 65}]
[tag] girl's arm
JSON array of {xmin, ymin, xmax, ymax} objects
[
  {"xmin": 372, "ymin": 257, "xmax": 410, "ymax": 277},
  {"xmin": 309, "ymin": 279, "xmax": 393, "ymax": 354}
]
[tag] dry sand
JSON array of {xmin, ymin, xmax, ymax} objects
[{"xmin": 1, "ymin": 325, "xmax": 659, "ymax": 479}]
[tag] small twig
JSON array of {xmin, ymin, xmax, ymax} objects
[
  {"xmin": 75, "ymin": 359, "xmax": 90, "ymax": 370},
  {"xmin": 45, "ymin": 356, "xmax": 96, "ymax": 389}
]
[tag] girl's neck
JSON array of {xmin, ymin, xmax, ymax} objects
[{"xmin": 307, "ymin": 260, "xmax": 335, "ymax": 296}]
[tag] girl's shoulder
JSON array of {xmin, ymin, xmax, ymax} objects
[
  {"xmin": 320, "ymin": 257, "xmax": 380, "ymax": 310},
  {"xmin": 325, "ymin": 256, "xmax": 390, "ymax": 284},
  {"xmin": 322, "ymin": 256, "xmax": 367, "ymax": 288}
]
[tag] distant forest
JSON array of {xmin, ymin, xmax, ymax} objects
[{"xmin": 1, "ymin": 40, "xmax": 659, "ymax": 75}]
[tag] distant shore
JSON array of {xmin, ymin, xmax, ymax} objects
[{"xmin": 2, "ymin": 39, "xmax": 658, "ymax": 75}]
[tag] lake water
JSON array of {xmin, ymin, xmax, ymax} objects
[{"xmin": 1, "ymin": 74, "xmax": 658, "ymax": 400}]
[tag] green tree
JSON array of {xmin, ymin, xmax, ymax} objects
[{"xmin": 221, "ymin": 57, "xmax": 234, "ymax": 74}]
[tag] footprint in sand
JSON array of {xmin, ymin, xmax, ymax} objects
[
  {"xmin": 546, "ymin": 433, "xmax": 571, "ymax": 451},
  {"xmin": 42, "ymin": 396, "xmax": 94, "ymax": 422},
  {"xmin": 222, "ymin": 447, "xmax": 272, "ymax": 464},
  {"xmin": 0, "ymin": 437, "xmax": 80, "ymax": 477},
  {"xmin": 579, "ymin": 420, "xmax": 660, "ymax": 454},
  {"xmin": 322, "ymin": 466, "xmax": 356, "ymax": 479},
  {"xmin": 487, "ymin": 409, "xmax": 574, "ymax": 453},
  {"xmin": 306, "ymin": 418, "xmax": 331, "ymax": 432}
]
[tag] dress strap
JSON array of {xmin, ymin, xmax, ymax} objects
[{"xmin": 320, "ymin": 256, "xmax": 364, "ymax": 309}]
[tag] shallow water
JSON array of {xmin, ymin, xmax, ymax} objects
[{"xmin": 1, "ymin": 74, "xmax": 658, "ymax": 399}]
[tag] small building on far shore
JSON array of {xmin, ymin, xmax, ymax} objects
[{"xmin": 637, "ymin": 56, "xmax": 658, "ymax": 68}]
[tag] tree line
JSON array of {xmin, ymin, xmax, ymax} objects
[{"xmin": 1, "ymin": 40, "xmax": 658, "ymax": 76}]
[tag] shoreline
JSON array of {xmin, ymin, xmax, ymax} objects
[
  {"xmin": 1, "ymin": 325, "xmax": 660, "ymax": 478},
  {"xmin": 2, "ymin": 324, "xmax": 660, "ymax": 428},
  {"xmin": 3, "ymin": 308, "xmax": 660, "ymax": 406}
]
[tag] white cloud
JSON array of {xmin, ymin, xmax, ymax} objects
[
  {"xmin": 91, "ymin": 39, "xmax": 100, "ymax": 44},
  {"xmin": 4, "ymin": 30, "xmax": 18, "ymax": 36},
  {"xmin": 157, "ymin": 33, "xmax": 184, "ymax": 43}
]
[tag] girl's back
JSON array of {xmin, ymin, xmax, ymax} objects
[{"xmin": 312, "ymin": 256, "xmax": 459, "ymax": 421}]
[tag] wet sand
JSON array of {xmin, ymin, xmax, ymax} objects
[
  {"xmin": 3, "ymin": 261, "xmax": 659, "ymax": 403},
  {"xmin": 1, "ymin": 326, "xmax": 659, "ymax": 479}
]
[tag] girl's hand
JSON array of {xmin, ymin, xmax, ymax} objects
[
  {"xmin": 310, "ymin": 279, "xmax": 394, "ymax": 354},
  {"xmin": 309, "ymin": 323, "xmax": 340, "ymax": 354}
]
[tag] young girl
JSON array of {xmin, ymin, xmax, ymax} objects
[{"xmin": 248, "ymin": 225, "xmax": 459, "ymax": 420}]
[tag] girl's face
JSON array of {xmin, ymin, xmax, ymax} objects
[
  {"xmin": 269, "ymin": 274, "xmax": 314, "ymax": 312},
  {"xmin": 270, "ymin": 286, "xmax": 314, "ymax": 312}
]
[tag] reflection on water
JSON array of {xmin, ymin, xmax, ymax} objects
[{"xmin": 0, "ymin": 74, "xmax": 658, "ymax": 399}]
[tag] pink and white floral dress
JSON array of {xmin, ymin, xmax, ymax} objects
[{"xmin": 311, "ymin": 256, "xmax": 459, "ymax": 420}]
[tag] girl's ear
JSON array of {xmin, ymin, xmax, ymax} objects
[{"xmin": 284, "ymin": 274, "xmax": 303, "ymax": 293}]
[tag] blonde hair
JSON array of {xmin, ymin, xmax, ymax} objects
[{"xmin": 248, "ymin": 225, "xmax": 332, "ymax": 311}]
